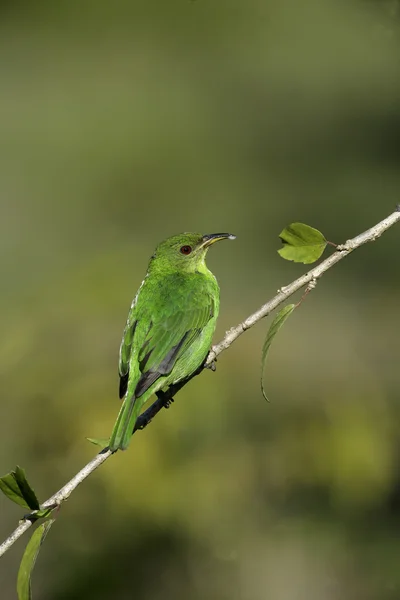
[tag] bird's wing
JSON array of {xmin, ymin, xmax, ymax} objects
[
  {"xmin": 118, "ymin": 292, "xmax": 141, "ymax": 398},
  {"xmin": 135, "ymin": 296, "xmax": 215, "ymax": 397},
  {"xmin": 119, "ymin": 287, "xmax": 215, "ymax": 400}
]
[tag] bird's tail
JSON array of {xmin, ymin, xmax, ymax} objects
[{"xmin": 109, "ymin": 394, "xmax": 140, "ymax": 451}]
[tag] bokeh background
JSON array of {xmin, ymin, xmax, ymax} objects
[{"xmin": 1, "ymin": 0, "xmax": 400, "ymax": 598}]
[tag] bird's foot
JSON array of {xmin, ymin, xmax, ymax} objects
[
  {"xmin": 206, "ymin": 358, "xmax": 217, "ymax": 372},
  {"xmin": 156, "ymin": 390, "xmax": 175, "ymax": 409}
]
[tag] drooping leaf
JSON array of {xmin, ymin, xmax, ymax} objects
[
  {"xmin": 0, "ymin": 467, "xmax": 40, "ymax": 510},
  {"xmin": 278, "ymin": 223, "xmax": 327, "ymax": 264},
  {"xmin": 17, "ymin": 520, "xmax": 55, "ymax": 600},
  {"xmin": 261, "ymin": 304, "xmax": 296, "ymax": 401},
  {"xmin": 86, "ymin": 437, "xmax": 110, "ymax": 449}
]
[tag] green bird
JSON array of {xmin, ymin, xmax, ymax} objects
[{"xmin": 109, "ymin": 232, "xmax": 235, "ymax": 451}]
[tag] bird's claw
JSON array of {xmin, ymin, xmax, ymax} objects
[
  {"xmin": 206, "ymin": 358, "xmax": 217, "ymax": 372},
  {"xmin": 156, "ymin": 390, "xmax": 174, "ymax": 408}
]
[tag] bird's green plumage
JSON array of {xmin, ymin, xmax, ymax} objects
[{"xmin": 109, "ymin": 232, "xmax": 235, "ymax": 451}]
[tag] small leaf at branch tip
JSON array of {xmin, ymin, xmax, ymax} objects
[
  {"xmin": 260, "ymin": 304, "xmax": 296, "ymax": 402},
  {"xmin": 86, "ymin": 437, "xmax": 110, "ymax": 449},
  {"xmin": 17, "ymin": 519, "xmax": 55, "ymax": 600},
  {"xmin": 278, "ymin": 222, "xmax": 327, "ymax": 264}
]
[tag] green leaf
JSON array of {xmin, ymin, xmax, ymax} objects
[
  {"xmin": 17, "ymin": 520, "xmax": 55, "ymax": 600},
  {"xmin": 0, "ymin": 467, "xmax": 40, "ymax": 510},
  {"xmin": 14, "ymin": 467, "xmax": 40, "ymax": 510},
  {"xmin": 33, "ymin": 508, "xmax": 53, "ymax": 519},
  {"xmin": 278, "ymin": 223, "xmax": 327, "ymax": 264},
  {"xmin": 86, "ymin": 437, "xmax": 110, "ymax": 449},
  {"xmin": 23, "ymin": 508, "xmax": 55, "ymax": 522},
  {"xmin": 261, "ymin": 304, "xmax": 296, "ymax": 401}
]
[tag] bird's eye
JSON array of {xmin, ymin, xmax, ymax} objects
[{"xmin": 180, "ymin": 245, "xmax": 192, "ymax": 255}]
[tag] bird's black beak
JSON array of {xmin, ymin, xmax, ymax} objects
[{"xmin": 201, "ymin": 233, "xmax": 236, "ymax": 248}]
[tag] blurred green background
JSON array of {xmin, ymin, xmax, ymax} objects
[{"xmin": 1, "ymin": 0, "xmax": 400, "ymax": 598}]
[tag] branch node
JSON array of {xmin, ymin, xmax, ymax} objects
[
  {"xmin": 307, "ymin": 277, "xmax": 318, "ymax": 291},
  {"xmin": 296, "ymin": 277, "xmax": 318, "ymax": 306},
  {"xmin": 337, "ymin": 241, "xmax": 353, "ymax": 251}
]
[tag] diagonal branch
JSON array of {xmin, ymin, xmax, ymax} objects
[{"xmin": 0, "ymin": 207, "xmax": 399, "ymax": 559}]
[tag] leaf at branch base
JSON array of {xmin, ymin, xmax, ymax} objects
[
  {"xmin": 17, "ymin": 519, "xmax": 55, "ymax": 600},
  {"xmin": 261, "ymin": 304, "xmax": 296, "ymax": 402},
  {"xmin": 24, "ymin": 508, "xmax": 54, "ymax": 522},
  {"xmin": 278, "ymin": 223, "xmax": 327, "ymax": 264},
  {"xmin": 0, "ymin": 467, "xmax": 40, "ymax": 510},
  {"xmin": 86, "ymin": 437, "xmax": 110, "ymax": 449}
]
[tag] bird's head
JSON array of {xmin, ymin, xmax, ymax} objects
[{"xmin": 149, "ymin": 232, "xmax": 236, "ymax": 273}]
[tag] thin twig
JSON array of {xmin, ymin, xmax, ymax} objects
[{"xmin": 0, "ymin": 208, "xmax": 399, "ymax": 558}]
